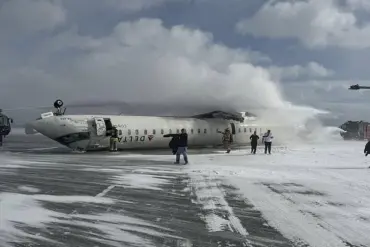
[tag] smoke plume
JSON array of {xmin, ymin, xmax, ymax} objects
[{"xmin": 3, "ymin": 18, "xmax": 329, "ymax": 136}]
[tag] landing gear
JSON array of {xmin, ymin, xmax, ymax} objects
[
  {"xmin": 53, "ymin": 99, "xmax": 66, "ymax": 116},
  {"xmin": 53, "ymin": 99, "xmax": 63, "ymax": 108},
  {"xmin": 72, "ymin": 147, "xmax": 86, "ymax": 153}
]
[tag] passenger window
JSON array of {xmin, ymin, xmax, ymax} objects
[
  {"xmin": 135, "ymin": 129, "xmax": 139, "ymax": 135},
  {"xmin": 144, "ymin": 129, "xmax": 147, "ymax": 135},
  {"xmin": 204, "ymin": 129, "xmax": 207, "ymax": 134},
  {"xmin": 244, "ymin": 128, "xmax": 246, "ymax": 133},
  {"xmin": 161, "ymin": 129, "xmax": 164, "ymax": 134},
  {"xmin": 176, "ymin": 129, "xmax": 180, "ymax": 134},
  {"xmin": 198, "ymin": 129, "xmax": 201, "ymax": 134},
  {"xmin": 119, "ymin": 130, "xmax": 122, "ymax": 135},
  {"xmin": 128, "ymin": 129, "xmax": 131, "ymax": 135},
  {"xmin": 191, "ymin": 129, "xmax": 194, "ymax": 134},
  {"xmin": 153, "ymin": 129, "xmax": 156, "ymax": 135}
]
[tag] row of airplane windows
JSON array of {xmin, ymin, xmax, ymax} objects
[{"xmin": 117, "ymin": 127, "xmax": 263, "ymax": 136}]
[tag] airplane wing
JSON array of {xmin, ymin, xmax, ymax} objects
[{"xmin": 192, "ymin": 111, "xmax": 244, "ymax": 122}]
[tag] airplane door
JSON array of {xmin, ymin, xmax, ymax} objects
[
  {"xmin": 94, "ymin": 118, "xmax": 106, "ymax": 136},
  {"xmin": 230, "ymin": 123, "xmax": 236, "ymax": 135},
  {"xmin": 230, "ymin": 122, "xmax": 236, "ymax": 143}
]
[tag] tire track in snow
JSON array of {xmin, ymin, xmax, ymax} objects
[{"xmin": 188, "ymin": 171, "xmax": 253, "ymax": 247}]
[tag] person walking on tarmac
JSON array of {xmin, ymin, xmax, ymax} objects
[
  {"xmin": 174, "ymin": 129, "xmax": 188, "ymax": 164},
  {"xmin": 250, "ymin": 131, "xmax": 259, "ymax": 154},
  {"xmin": 217, "ymin": 128, "xmax": 233, "ymax": 153},
  {"xmin": 164, "ymin": 129, "xmax": 189, "ymax": 164},
  {"xmin": 109, "ymin": 126, "xmax": 118, "ymax": 152},
  {"xmin": 262, "ymin": 129, "xmax": 273, "ymax": 154},
  {"xmin": 364, "ymin": 139, "xmax": 370, "ymax": 156}
]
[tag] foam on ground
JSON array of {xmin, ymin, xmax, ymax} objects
[{"xmin": 184, "ymin": 140, "xmax": 370, "ymax": 247}]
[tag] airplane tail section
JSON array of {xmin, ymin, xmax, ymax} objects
[{"xmin": 25, "ymin": 123, "xmax": 38, "ymax": 135}]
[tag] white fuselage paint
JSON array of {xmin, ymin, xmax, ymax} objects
[{"xmin": 26, "ymin": 114, "xmax": 293, "ymax": 151}]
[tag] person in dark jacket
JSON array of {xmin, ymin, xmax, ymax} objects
[
  {"xmin": 175, "ymin": 129, "xmax": 188, "ymax": 164},
  {"xmin": 164, "ymin": 133, "xmax": 179, "ymax": 154},
  {"xmin": 164, "ymin": 129, "xmax": 188, "ymax": 164},
  {"xmin": 364, "ymin": 140, "xmax": 370, "ymax": 156},
  {"xmin": 169, "ymin": 135, "xmax": 179, "ymax": 155},
  {"xmin": 250, "ymin": 131, "xmax": 259, "ymax": 154}
]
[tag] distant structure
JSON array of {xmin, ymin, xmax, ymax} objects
[
  {"xmin": 339, "ymin": 121, "xmax": 370, "ymax": 140},
  {"xmin": 341, "ymin": 85, "xmax": 370, "ymax": 140},
  {"xmin": 0, "ymin": 109, "xmax": 13, "ymax": 146}
]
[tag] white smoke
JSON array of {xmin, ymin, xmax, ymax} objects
[
  {"xmin": 1, "ymin": 18, "xmax": 335, "ymax": 142},
  {"xmin": 62, "ymin": 19, "xmax": 328, "ymax": 128}
]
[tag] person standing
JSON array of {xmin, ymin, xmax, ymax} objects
[
  {"xmin": 364, "ymin": 139, "xmax": 370, "ymax": 156},
  {"xmin": 250, "ymin": 131, "xmax": 259, "ymax": 154},
  {"xmin": 218, "ymin": 128, "xmax": 232, "ymax": 153},
  {"xmin": 174, "ymin": 129, "xmax": 188, "ymax": 164},
  {"xmin": 109, "ymin": 126, "xmax": 118, "ymax": 152},
  {"xmin": 262, "ymin": 129, "xmax": 273, "ymax": 154}
]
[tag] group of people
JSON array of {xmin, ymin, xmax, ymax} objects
[
  {"xmin": 167, "ymin": 127, "xmax": 275, "ymax": 165},
  {"xmin": 219, "ymin": 128, "xmax": 274, "ymax": 155},
  {"xmin": 250, "ymin": 129, "xmax": 274, "ymax": 154}
]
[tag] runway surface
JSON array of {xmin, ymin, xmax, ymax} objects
[{"xmin": 1, "ymin": 134, "xmax": 369, "ymax": 247}]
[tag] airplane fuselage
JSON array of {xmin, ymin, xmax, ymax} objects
[{"xmin": 27, "ymin": 113, "xmax": 291, "ymax": 151}]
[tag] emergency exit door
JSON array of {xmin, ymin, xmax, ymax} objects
[
  {"xmin": 94, "ymin": 118, "xmax": 106, "ymax": 136},
  {"xmin": 230, "ymin": 122, "xmax": 236, "ymax": 143},
  {"xmin": 230, "ymin": 123, "xmax": 236, "ymax": 135}
]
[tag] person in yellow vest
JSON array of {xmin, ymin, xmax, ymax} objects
[
  {"xmin": 217, "ymin": 128, "xmax": 233, "ymax": 153},
  {"xmin": 109, "ymin": 126, "xmax": 118, "ymax": 152}
]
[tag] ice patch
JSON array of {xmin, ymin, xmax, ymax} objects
[
  {"xmin": 96, "ymin": 184, "xmax": 116, "ymax": 197},
  {"xmin": 188, "ymin": 172, "xmax": 252, "ymax": 246},
  {"xmin": 0, "ymin": 155, "xmax": 27, "ymax": 174},
  {"xmin": 114, "ymin": 172, "xmax": 170, "ymax": 190},
  {"xmin": 0, "ymin": 193, "xmax": 62, "ymax": 246},
  {"xmin": 18, "ymin": 185, "xmax": 40, "ymax": 193},
  {"xmin": 31, "ymin": 194, "xmax": 114, "ymax": 204},
  {"xmin": 69, "ymin": 213, "xmax": 185, "ymax": 246},
  {"xmin": 134, "ymin": 168, "xmax": 183, "ymax": 175},
  {"xmin": 82, "ymin": 168, "xmax": 124, "ymax": 173},
  {"xmin": 0, "ymin": 192, "xmax": 173, "ymax": 246}
]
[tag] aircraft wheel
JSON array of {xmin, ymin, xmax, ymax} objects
[{"xmin": 54, "ymin": 99, "xmax": 64, "ymax": 108}]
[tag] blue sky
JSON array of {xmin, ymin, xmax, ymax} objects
[{"xmin": 1, "ymin": 0, "xmax": 370, "ymax": 125}]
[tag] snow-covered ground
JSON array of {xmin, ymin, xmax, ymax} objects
[
  {"xmin": 1, "ymin": 136, "xmax": 370, "ymax": 247},
  {"xmin": 187, "ymin": 142, "xmax": 370, "ymax": 247}
]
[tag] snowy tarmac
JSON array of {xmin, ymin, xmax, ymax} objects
[{"xmin": 1, "ymin": 134, "xmax": 370, "ymax": 247}]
